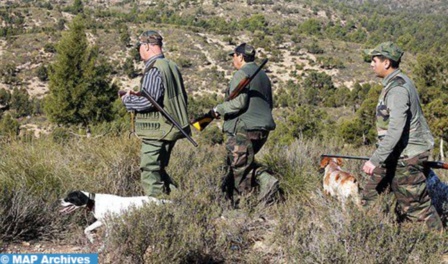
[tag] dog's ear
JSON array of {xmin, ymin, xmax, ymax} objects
[
  {"xmin": 336, "ymin": 158, "xmax": 343, "ymax": 166},
  {"xmin": 65, "ymin": 190, "xmax": 89, "ymax": 206},
  {"xmin": 320, "ymin": 157, "xmax": 330, "ymax": 168}
]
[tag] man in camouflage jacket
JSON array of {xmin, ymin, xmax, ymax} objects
[{"xmin": 362, "ymin": 42, "xmax": 443, "ymax": 231}]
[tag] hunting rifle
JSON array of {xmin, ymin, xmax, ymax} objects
[
  {"xmin": 191, "ymin": 58, "xmax": 269, "ymax": 131},
  {"xmin": 321, "ymin": 154, "xmax": 448, "ymax": 169},
  {"xmin": 119, "ymin": 90, "xmax": 198, "ymax": 147}
]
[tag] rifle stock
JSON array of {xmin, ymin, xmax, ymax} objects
[
  {"xmin": 226, "ymin": 58, "xmax": 268, "ymax": 101},
  {"xmin": 191, "ymin": 111, "xmax": 215, "ymax": 132},
  {"xmin": 191, "ymin": 58, "xmax": 268, "ymax": 131},
  {"xmin": 119, "ymin": 90, "xmax": 198, "ymax": 147},
  {"xmin": 321, "ymin": 154, "xmax": 448, "ymax": 169}
]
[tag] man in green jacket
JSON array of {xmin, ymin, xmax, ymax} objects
[
  {"xmin": 121, "ymin": 30, "xmax": 191, "ymax": 197},
  {"xmin": 362, "ymin": 41, "xmax": 443, "ymax": 231},
  {"xmin": 211, "ymin": 43, "xmax": 280, "ymax": 206}
]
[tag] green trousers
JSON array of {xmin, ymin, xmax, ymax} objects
[{"xmin": 140, "ymin": 139, "xmax": 177, "ymax": 197}]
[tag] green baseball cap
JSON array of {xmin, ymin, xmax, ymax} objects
[
  {"xmin": 364, "ymin": 41, "xmax": 404, "ymax": 62},
  {"xmin": 228, "ymin": 43, "xmax": 256, "ymax": 57}
]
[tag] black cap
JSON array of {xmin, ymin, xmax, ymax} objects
[{"xmin": 228, "ymin": 43, "xmax": 256, "ymax": 57}]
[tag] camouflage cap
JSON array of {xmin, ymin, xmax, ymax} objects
[
  {"xmin": 364, "ymin": 41, "xmax": 403, "ymax": 62},
  {"xmin": 137, "ymin": 30, "xmax": 163, "ymax": 46},
  {"xmin": 228, "ymin": 43, "xmax": 256, "ymax": 57}
]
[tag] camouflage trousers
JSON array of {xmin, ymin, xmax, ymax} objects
[
  {"xmin": 222, "ymin": 126, "xmax": 279, "ymax": 205},
  {"xmin": 361, "ymin": 152, "xmax": 443, "ymax": 231}
]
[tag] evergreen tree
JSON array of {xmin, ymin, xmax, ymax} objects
[
  {"xmin": 10, "ymin": 87, "xmax": 32, "ymax": 118},
  {"xmin": 44, "ymin": 15, "xmax": 117, "ymax": 127},
  {"xmin": 337, "ymin": 83, "xmax": 381, "ymax": 146},
  {"xmin": 424, "ymin": 97, "xmax": 448, "ymax": 142},
  {"xmin": 413, "ymin": 53, "xmax": 448, "ymax": 155}
]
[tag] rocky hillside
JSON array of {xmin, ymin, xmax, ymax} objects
[{"xmin": 3, "ymin": 0, "xmax": 437, "ymax": 99}]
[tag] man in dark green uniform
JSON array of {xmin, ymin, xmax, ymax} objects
[
  {"xmin": 211, "ymin": 43, "xmax": 280, "ymax": 206},
  {"xmin": 121, "ymin": 30, "xmax": 191, "ymax": 197},
  {"xmin": 362, "ymin": 41, "xmax": 443, "ymax": 231}
]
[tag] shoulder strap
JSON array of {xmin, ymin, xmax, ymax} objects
[
  {"xmin": 143, "ymin": 60, "xmax": 158, "ymax": 74},
  {"xmin": 384, "ymin": 75, "xmax": 407, "ymax": 99}
]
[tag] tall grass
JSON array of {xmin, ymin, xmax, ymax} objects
[{"xmin": 1, "ymin": 135, "xmax": 447, "ymax": 263}]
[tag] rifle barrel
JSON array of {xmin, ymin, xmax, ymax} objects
[
  {"xmin": 122, "ymin": 90, "xmax": 198, "ymax": 147},
  {"xmin": 142, "ymin": 90, "xmax": 198, "ymax": 147},
  {"xmin": 320, "ymin": 154, "xmax": 369, "ymax": 160},
  {"xmin": 322, "ymin": 154, "xmax": 448, "ymax": 170},
  {"xmin": 424, "ymin": 161, "xmax": 448, "ymax": 169}
]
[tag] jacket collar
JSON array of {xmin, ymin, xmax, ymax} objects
[{"xmin": 382, "ymin": 69, "xmax": 401, "ymax": 87}]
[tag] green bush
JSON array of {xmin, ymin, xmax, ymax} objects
[
  {"xmin": 43, "ymin": 43, "xmax": 56, "ymax": 53},
  {"xmin": 0, "ymin": 88, "xmax": 11, "ymax": 107},
  {"xmin": 122, "ymin": 57, "xmax": 138, "ymax": 78},
  {"xmin": 106, "ymin": 196, "xmax": 226, "ymax": 263},
  {"xmin": 274, "ymin": 195, "xmax": 447, "ymax": 263},
  {"xmin": 9, "ymin": 87, "xmax": 32, "ymax": 118},
  {"xmin": 196, "ymin": 125, "xmax": 224, "ymax": 146},
  {"xmin": 175, "ymin": 57, "xmax": 193, "ymax": 68},
  {"xmin": 1, "ymin": 63, "xmax": 19, "ymax": 85},
  {"xmin": 0, "ymin": 113, "xmax": 20, "ymax": 138},
  {"xmin": 36, "ymin": 65, "xmax": 49, "ymax": 81}
]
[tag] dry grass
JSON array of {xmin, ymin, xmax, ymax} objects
[{"xmin": 1, "ymin": 135, "xmax": 448, "ymax": 263}]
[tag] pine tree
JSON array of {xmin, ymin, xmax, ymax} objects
[{"xmin": 44, "ymin": 15, "xmax": 117, "ymax": 127}]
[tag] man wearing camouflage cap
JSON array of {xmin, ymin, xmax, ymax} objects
[
  {"xmin": 121, "ymin": 30, "xmax": 191, "ymax": 197},
  {"xmin": 210, "ymin": 43, "xmax": 280, "ymax": 207},
  {"xmin": 361, "ymin": 41, "xmax": 443, "ymax": 231}
]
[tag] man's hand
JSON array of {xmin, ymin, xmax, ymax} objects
[
  {"xmin": 209, "ymin": 108, "xmax": 219, "ymax": 119},
  {"xmin": 363, "ymin": 160, "xmax": 376, "ymax": 175},
  {"xmin": 118, "ymin": 90, "xmax": 131, "ymax": 102}
]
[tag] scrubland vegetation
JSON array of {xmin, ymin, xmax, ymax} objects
[
  {"xmin": 1, "ymin": 135, "xmax": 448, "ymax": 263},
  {"xmin": 2, "ymin": 0, "xmax": 448, "ymax": 263}
]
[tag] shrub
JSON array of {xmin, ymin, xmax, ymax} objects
[
  {"xmin": 273, "ymin": 194, "xmax": 447, "ymax": 263},
  {"xmin": 105, "ymin": 196, "xmax": 226, "ymax": 263},
  {"xmin": 175, "ymin": 57, "xmax": 193, "ymax": 68},
  {"xmin": 196, "ymin": 125, "xmax": 224, "ymax": 146},
  {"xmin": 44, "ymin": 43, "xmax": 56, "ymax": 53},
  {"xmin": 1, "ymin": 134, "xmax": 447, "ymax": 263},
  {"xmin": 0, "ymin": 136, "xmax": 142, "ymax": 241},
  {"xmin": 10, "ymin": 87, "xmax": 33, "ymax": 117},
  {"xmin": 36, "ymin": 65, "xmax": 49, "ymax": 81},
  {"xmin": 0, "ymin": 88, "xmax": 11, "ymax": 107},
  {"xmin": 0, "ymin": 113, "xmax": 20, "ymax": 138},
  {"xmin": 122, "ymin": 57, "xmax": 138, "ymax": 78}
]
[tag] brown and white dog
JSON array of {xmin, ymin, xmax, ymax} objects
[{"xmin": 320, "ymin": 157, "xmax": 360, "ymax": 205}]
